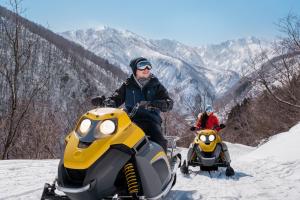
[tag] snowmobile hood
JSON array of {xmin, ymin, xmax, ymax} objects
[
  {"xmin": 63, "ymin": 108, "xmax": 145, "ymax": 169},
  {"xmin": 195, "ymin": 129, "xmax": 222, "ymax": 152}
]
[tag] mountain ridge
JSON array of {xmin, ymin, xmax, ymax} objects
[{"xmin": 61, "ymin": 27, "xmax": 272, "ymax": 114}]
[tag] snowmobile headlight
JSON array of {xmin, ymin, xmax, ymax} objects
[
  {"xmin": 199, "ymin": 135, "xmax": 206, "ymax": 142},
  {"xmin": 208, "ymin": 134, "xmax": 215, "ymax": 142},
  {"xmin": 99, "ymin": 120, "xmax": 116, "ymax": 135},
  {"xmin": 78, "ymin": 119, "xmax": 92, "ymax": 137}
]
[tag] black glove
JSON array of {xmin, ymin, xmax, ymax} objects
[
  {"xmin": 148, "ymin": 99, "xmax": 173, "ymax": 112},
  {"xmin": 103, "ymin": 99, "xmax": 116, "ymax": 107},
  {"xmin": 139, "ymin": 101, "xmax": 151, "ymax": 109},
  {"xmin": 190, "ymin": 126, "xmax": 196, "ymax": 131},
  {"xmin": 91, "ymin": 95, "xmax": 105, "ymax": 106}
]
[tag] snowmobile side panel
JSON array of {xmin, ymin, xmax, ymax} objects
[
  {"xmin": 221, "ymin": 142, "xmax": 231, "ymax": 163},
  {"xmin": 147, "ymin": 173, "xmax": 176, "ymax": 200},
  {"xmin": 57, "ymin": 147, "xmax": 132, "ymax": 200},
  {"xmin": 187, "ymin": 146, "xmax": 195, "ymax": 163},
  {"xmin": 135, "ymin": 141, "xmax": 171, "ymax": 198}
]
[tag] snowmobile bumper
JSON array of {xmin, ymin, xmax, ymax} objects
[
  {"xmin": 191, "ymin": 143, "xmax": 225, "ymax": 167},
  {"xmin": 199, "ymin": 156, "xmax": 217, "ymax": 166},
  {"xmin": 41, "ymin": 173, "xmax": 176, "ymax": 200},
  {"xmin": 56, "ymin": 182, "xmax": 91, "ymax": 193}
]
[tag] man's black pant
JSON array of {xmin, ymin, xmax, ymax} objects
[{"xmin": 134, "ymin": 120, "xmax": 167, "ymax": 152}]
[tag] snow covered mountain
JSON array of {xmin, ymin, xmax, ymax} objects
[
  {"xmin": 61, "ymin": 27, "xmax": 271, "ymax": 112},
  {"xmin": 60, "ymin": 27, "xmax": 214, "ymax": 114},
  {"xmin": 196, "ymin": 37, "xmax": 271, "ymax": 94},
  {"xmin": 1, "ymin": 122, "xmax": 299, "ymax": 199}
]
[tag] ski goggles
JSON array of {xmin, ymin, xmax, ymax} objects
[
  {"xmin": 136, "ymin": 60, "xmax": 152, "ymax": 70},
  {"xmin": 206, "ymin": 108, "xmax": 213, "ymax": 113}
]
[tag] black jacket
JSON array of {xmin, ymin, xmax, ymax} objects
[{"xmin": 108, "ymin": 74, "xmax": 173, "ymax": 124}]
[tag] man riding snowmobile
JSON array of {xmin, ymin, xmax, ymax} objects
[
  {"xmin": 41, "ymin": 57, "xmax": 181, "ymax": 200},
  {"xmin": 92, "ymin": 57, "xmax": 173, "ymax": 151},
  {"xmin": 181, "ymin": 105, "xmax": 235, "ymax": 176}
]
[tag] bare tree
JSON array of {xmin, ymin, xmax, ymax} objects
[
  {"xmin": 277, "ymin": 14, "xmax": 300, "ymax": 52},
  {"xmin": 245, "ymin": 13, "xmax": 300, "ymax": 110},
  {"xmin": 183, "ymin": 93, "xmax": 203, "ymax": 118},
  {"xmin": 0, "ymin": 0, "xmax": 48, "ymax": 159},
  {"xmin": 183, "ymin": 86, "xmax": 214, "ymax": 119}
]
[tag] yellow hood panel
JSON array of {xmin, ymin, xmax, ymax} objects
[
  {"xmin": 64, "ymin": 108, "xmax": 145, "ymax": 169},
  {"xmin": 194, "ymin": 129, "xmax": 222, "ymax": 153}
]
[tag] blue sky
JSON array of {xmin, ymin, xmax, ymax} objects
[{"xmin": 1, "ymin": 0, "xmax": 300, "ymax": 46}]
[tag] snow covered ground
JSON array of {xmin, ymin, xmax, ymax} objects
[{"xmin": 1, "ymin": 123, "xmax": 300, "ymax": 200}]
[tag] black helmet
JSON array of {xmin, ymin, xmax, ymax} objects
[{"xmin": 129, "ymin": 57, "xmax": 152, "ymax": 75}]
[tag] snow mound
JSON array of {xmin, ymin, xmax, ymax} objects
[{"xmin": 242, "ymin": 122, "xmax": 300, "ymax": 162}]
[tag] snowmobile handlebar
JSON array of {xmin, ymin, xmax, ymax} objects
[
  {"xmin": 128, "ymin": 101, "xmax": 159, "ymax": 118},
  {"xmin": 91, "ymin": 97, "xmax": 157, "ymax": 118},
  {"xmin": 91, "ymin": 95, "xmax": 106, "ymax": 106},
  {"xmin": 189, "ymin": 124, "xmax": 226, "ymax": 132},
  {"xmin": 91, "ymin": 95, "xmax": 116, "ymax": 107}
]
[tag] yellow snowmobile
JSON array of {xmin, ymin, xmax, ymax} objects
[
  {"xmin": 180, "ymin": 126, "xmax": 235, "ymax": 176},
  {"xmin": 41, "ymin": 102, "xmax": 181, "ymax": 200}
]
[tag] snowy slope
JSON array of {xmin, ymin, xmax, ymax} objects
[
  {"xmin": 169, "ymin": 122, "xmax": 300, "ymax": 200},
  {"xmin": 1, "ymin": 122, "xmax": 300, "ymax": 200}
]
